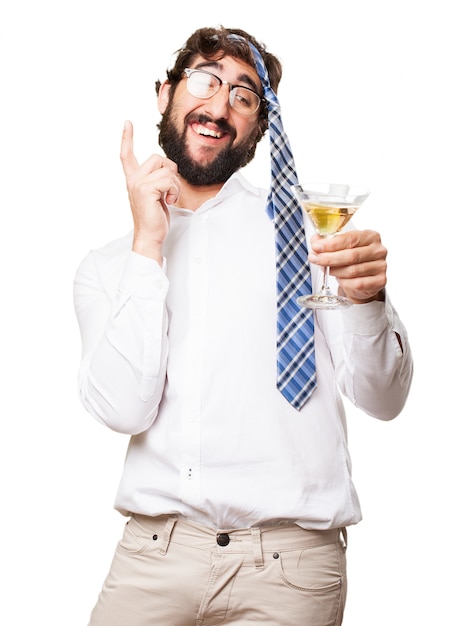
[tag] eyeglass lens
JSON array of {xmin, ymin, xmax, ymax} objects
[{"xmin": 186, "ymin": 70, "xmax": 260, "ymax": 115}]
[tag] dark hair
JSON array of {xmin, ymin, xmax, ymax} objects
[{"xmin": 155, "ymin": 26, "xmax": 283, "ymax": 137}]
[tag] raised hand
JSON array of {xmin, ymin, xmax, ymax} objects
[{"xmin": 120, "ymin": 120, "xmax": 180, "ymax": 264}]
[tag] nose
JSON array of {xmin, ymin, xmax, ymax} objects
[{"xmin": 203, "ymin": 84, "xmax": 231, "ymax": 119}]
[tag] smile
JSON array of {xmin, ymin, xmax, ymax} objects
[{"xmin": 193, "ymin": 124, "xmax": 224, "ymax": 139}]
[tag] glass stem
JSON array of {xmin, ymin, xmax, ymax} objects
[{"xmin": 321, "ymin": 265, "xmax": 332, "ymax": 293}]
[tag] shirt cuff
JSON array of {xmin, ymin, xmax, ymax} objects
[
  {"xmin": 119, "ymin": 251, "xmax": 168, "ymax": 297},
  {"xmin": 341, "ymin": 299, "xmax": 388, "ymax": 335}
]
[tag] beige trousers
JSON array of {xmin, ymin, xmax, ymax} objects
[{"xmin": 88, "ymin": 514, "xmax": 347, "ymax": 626}]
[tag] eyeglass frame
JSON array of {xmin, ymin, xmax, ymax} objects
[{"xmin": 182, "ymin": 67, "xmax": 266, "ymax": 116}]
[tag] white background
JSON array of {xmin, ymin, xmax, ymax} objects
[{"xmin": 1, "ymin": 1, "xmax": 467, "ymax": 624}]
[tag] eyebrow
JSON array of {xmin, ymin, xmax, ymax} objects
[{"xmin": 193, "ymin": 61, "xmax": 261, "ymax": 94}]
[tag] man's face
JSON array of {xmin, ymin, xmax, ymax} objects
[{"xmin": 158, "ymin": 55, "xmax": 263, "ymax": 186}]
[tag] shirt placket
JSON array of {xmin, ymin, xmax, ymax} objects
[{"xmin": 180, "ymin": 208, "xmax": 210, "ymax": 500}]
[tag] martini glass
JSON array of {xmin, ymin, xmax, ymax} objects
[{"xmin": 292, "ymin": 182, "xmax": 370, "ymax": 310}]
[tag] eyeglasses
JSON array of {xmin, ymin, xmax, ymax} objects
[{"xmin": 183, "ymin": 68, "xmax": 264, "ymax": 116}]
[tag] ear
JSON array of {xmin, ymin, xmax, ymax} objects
[{"xmin": 158, "ymin": 81, "xmax": 171, "ymax": 114}]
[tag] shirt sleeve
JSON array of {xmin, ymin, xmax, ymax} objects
[
  {"xmin": 73, "ymin": 250, "xmax": 170, "ymax": 434},
  {"xmin": 321, "ymin": 294, "xmax": 413, "ymax": 421}
]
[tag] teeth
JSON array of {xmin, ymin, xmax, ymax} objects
[{"xmin": 194, "ymin": 124, "xmax": 222, "ymax": 138}]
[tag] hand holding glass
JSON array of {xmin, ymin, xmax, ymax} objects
[{"xmin": 292, "ymin": 183, "xmax": 370, "ymax": 310}]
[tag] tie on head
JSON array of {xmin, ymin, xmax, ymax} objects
[{"xmin": 229, "ymin": 36, "xmax": 317, "ymax": 410}]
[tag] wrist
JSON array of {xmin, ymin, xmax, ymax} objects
[
  {"xmin": 349, "ymin": 289, "xmax": 386, "ymax": 304},
  {"xmin": 132, "ymin": 235, "xmax": 164, "ymax": 265}
]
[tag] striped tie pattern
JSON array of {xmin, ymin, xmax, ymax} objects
[{"xmin": 247, "ymin": 42, "xmax": 317, "ymax": 410}]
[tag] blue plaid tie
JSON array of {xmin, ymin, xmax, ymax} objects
[{"xmin": 248, "ymin": 43, "xmax": 317, "ymax": 410}]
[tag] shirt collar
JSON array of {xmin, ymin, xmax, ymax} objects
[{"xmin": 169, "ymin": 172, "xmax": 263, "ymax": 217}]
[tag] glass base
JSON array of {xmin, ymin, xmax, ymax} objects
[{"xmin": 297, "ymin": 293, "xmax": 352, "ymax": 310}]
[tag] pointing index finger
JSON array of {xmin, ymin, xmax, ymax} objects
[{"xmin": 120, "ymin": 120, "xmax": 139, "ymax": 176}]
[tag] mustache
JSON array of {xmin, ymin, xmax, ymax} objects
[{"xmin": 185, "ymin": 113, "xmax": 236, "ymax": 138}]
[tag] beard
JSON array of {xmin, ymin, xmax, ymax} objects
[{"xmin": 158, "ymin": 107, "xmax": 259, "ymax": 186}]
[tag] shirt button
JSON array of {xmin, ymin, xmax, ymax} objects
[{"xmin": 217, "ymin": 533, "xmax": 230, "ymax": 546}]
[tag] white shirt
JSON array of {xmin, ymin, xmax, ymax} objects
[{"xmin": 74, "ymin": 172, "xmax": 413, "ymax": 530}]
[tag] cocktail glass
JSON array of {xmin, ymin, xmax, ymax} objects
[{"xmin": 292, "ymin": 182, "xmax": 370, "ymax": 310}]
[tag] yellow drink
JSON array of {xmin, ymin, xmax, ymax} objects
[{"xmin": 304, "ymin": 202, "xmax": 358, "ymax": 237}]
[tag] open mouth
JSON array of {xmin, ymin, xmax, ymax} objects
[
  {"xmin": 193, "ymin": 123, "xmax": 224, "ymax": 139},
  {"xmin": 187, "ymin": 114, "xmax": 235, "ymax": 143}
]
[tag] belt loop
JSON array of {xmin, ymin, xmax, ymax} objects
[
  {"xmin": 251, "ymin": 527, "xmax": 264, "ymax": 570},
  {"xmin": 158, "ymin": 515, "xmax": 178, "ymax": 555},
  {"xmin": 340, "ymin": 527, "xmax": 348, "ymax": 550}
]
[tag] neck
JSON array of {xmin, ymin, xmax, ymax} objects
[{"xmin": 175, "ymin": 179, "xmax": 226, "ymax": 211}]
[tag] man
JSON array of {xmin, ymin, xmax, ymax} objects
[{"xmin": 74, "ymin": 26, "xmax": 413, "ymax": 626}]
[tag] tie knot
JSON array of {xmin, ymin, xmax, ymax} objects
[{"xmin": 247, "ymin": 42, "xmax": 279, "ymax": 109}]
